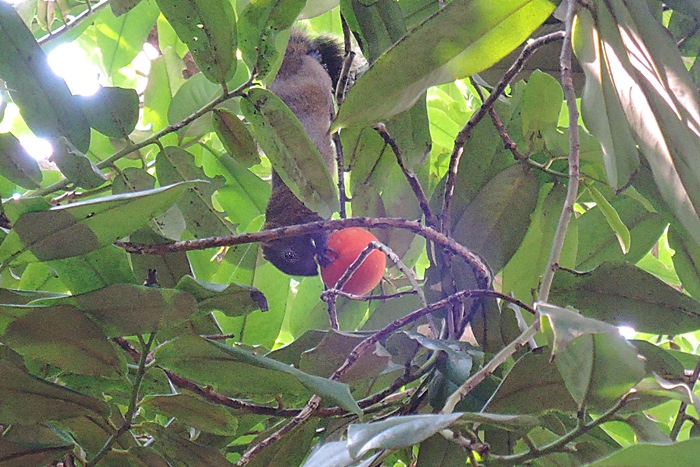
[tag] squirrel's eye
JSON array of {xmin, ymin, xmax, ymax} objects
[{"xmin": 284, "ymin": 249, "xmax": 299, "ymax": 262}]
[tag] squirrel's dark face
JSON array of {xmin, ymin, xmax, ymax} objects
[{"xmin": 262, "ymin": 236, "xmax": 319, "ymax": 276}]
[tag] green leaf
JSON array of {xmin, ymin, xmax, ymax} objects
[
  {"xmin": 155, "ymin": 146, "xmax": 235, "ymax": 237},
  {"xmin": 587, "ymin": 438, "xmax": 700, "ymax": 467},
  {"xmin": 48, "ymin": 245, "xmax": 139, "ymax": 295},
  {"xmin": 550, "ymin": 262, "xmax": 700, "ymax": 334},
  {"xmin": 238, "ymin": 0, "xmax": 306, "ymax": 78},
  {"xmin": 668, "ymin": 225, "xmax": 700, "ymax": 301},
  {"xmin": 0, "ymin": 132, "xmax": 42, "ymax": 189},
  {"xmin": 2, "ymin": 305, "xmax": 126, "ymax": 376},
  {"xmin": 340, "ymin": 0, "xmax": 407, "ymax": 64},
  {"xmin": 95, "ymin": 0, "xmax": 160, "ymax": 77},
  {"xmin": 415, "ymin": 434, "xmax": 467, "ymax": 467},
  {"xmin": 241, "ymin": 87, "xmax": 338, "ymax": 217},
  {"xmin": 575, "ymin": 2, "xmax": 700, "ymax": 250},
  {"xmin": 575, "ymin": 195, "xmax": 666, "ymax": 270},
  {"xmin": 346, "ymin": 413, "xmax": 462, "ymax": 459},
  {"xmin": 0, "ymin": 1, "xmax": 90, "ymax": 152},
  {"xmin": 212, "ymin": 108, "xmax": 260, "ymax": 167},
  {"xmin": 539, "ymin": 303, "xmax": 646, "ymax": 407},
  {"xmin": 49, "ymin": 137, "xmax": 108, "ymax": 189},
  {"xmin": 78, "ymin": 86, "xmax": 139, "ymax": 137},
  {"xmin": 452, "ymin": 164, "xmax": 540, "ymax": 272},
  {"xmin": 0, "ymin": 182, "xmax": 195, "ymax": 263},
  {"xmin": 586, "ymin": 183, "xmax": 631, "ymax": 255},
  {"xmin": 521, "ymin": 70, "xmax": 563, "ymax": 141},
  {"xmin": 142, "ymin": 394, "xmax": 238, "ymax": 436},
  {"xmin": 0, "ymin": 359, "xmax": 110, "ymax": 424},
  {"xmin": 156, "ymin": 0, "xmax": 236, "ymax": 83},
  {"xmin": 0, "ymin": 424, "xmax": 72, "ymax": 466},
  {"xmin": 486, "ymin": 349, "xmax": 578, "ymax": 414},
  {"xmin": 156, "ymin": 335, "xmax": 361, "ymax": 415},
  {"xmin": 146, "ymin": 422, "xmax": 233, "ymax": 466},
  {"xmin": 334, "ymin": 0, "xmax": 556, "ymax": 128},
  {"xmin": 175, "ymin": 275, "xmax": 267, "ymax": 317},
  {"xmin": 40, "ymin": 284, "xmax": 200, "ymax": 336}
]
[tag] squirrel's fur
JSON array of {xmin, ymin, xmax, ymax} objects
[{"xmin": 261, "ymin": 30, "xmax": 342, "ymax": 276}]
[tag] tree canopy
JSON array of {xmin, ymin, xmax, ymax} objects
[{"xmin": 2, "ymin": 0, "xmax": 700, "ymax": 466}]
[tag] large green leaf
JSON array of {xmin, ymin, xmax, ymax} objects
[
  {"xmin": 0, "ymin": 182, "xmax": 196, "ymax": 263},
  {"xmin": 574, "ymin": 2, "xmax": 700, "ymax": 250},
  {"xmin": 241, "ymin": 88, "xmax": 338, "ymax": 218},
  {"xmin": 550, "ymin": 262, "xmax": 700, "ymax": 334},
  {"xmin": 78, "ymin": 86, "xmax": 139, "ymax": 138},
  {"xmin": 0, "ymin": 424, "xmax": 73, "ymax": 466},
  {"xmin": 541, "ymin": 304, "xmax": 645, "ymax": 408},
  {"xmin": 452, "ymin": 164, "xmax": 540, "ymax": 272},
  {"xmin": 334, "ymin": 0, "xmax": 556, "ymax": 128},
  {"xmin": 0, "ymin": 357, "xmax": 110, "ymax": 424},
  {"xmin": 588, "ymin": 438, "xmax": 700, "ymax": 467},
  {"xmin": 155, "ymin": 0, "xmax": 236, "ymax": 83},
  {"xmin": 668, "ymin": 225, "xmax": 700, "ymax": 301},
  {"xmin": 142, "ymin": 394, "xmax": 238, "ymax": 436},
  {"xmin": 156, "ymin": 335, "xmax": 361, "ymax": 415},
  {"xmin": 175, "ymin": 275, "xmax": 267, "ymax": 317},
  {"xmin": 36, "ymin": 284, "xmax": 200, "ymax": 337},
  {"xmin": 50, "ymin": 137, "xmax": 108, "ymax": 189},
  {"xmin": 2, "ymin": 305, "xmax": 126, "ymax": 377},
  {"xmin": 0, "ymin": 1, "xmax": 90, "ymax": 152}
]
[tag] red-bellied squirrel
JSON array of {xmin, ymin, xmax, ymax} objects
[{"xmin": 261, "ymin": 29, "xmax": 344, "ymax": 276}]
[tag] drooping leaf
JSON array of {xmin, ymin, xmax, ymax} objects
[
  {"xmin": 0, "ymin": 132, "xmax": 42, "ymax": 189},
  {"xmin": 0, "ymin": 182, "xmax": 196, "ymax": 263},
  {"xmin": 155, "ymin": 0, "xmax": 236, "ymax": 83},
  {"xmin": 241, "ymin": 87, "xmax": 338, "ymax": 217},
  {"xmin": 212, "ymin": 108, "xmax": 260, "ymax": 167},
  {"xmin": 0, "ymin": 1, "xmax": 90, "ymax": 152},
  {"xmin": 146, "ymin": 422, "xmax": 233, "ymax": 466},
  {"xmin": 78, "ymin": 86, "xmax": 139, "ymax": 137},
  {"xmin": 334, "ymin": 0, "xmax": 556, "ymax": 128},
  {"xmin": 2, "ymin": 305, "xmax": 126, "ymax": 376},
  {"xmin": 49, "ymin": 137, "xmax": 108, "ymax": 189},
  {"xmin": 156, "ymin": 335, "xmax": 361, "ymax": 415},
  {"xmin": 452, "ymin": 164, "xmax": 540, "ymax": 272},
  {"xmin": 0, "ymin": 359, "xmax": 110, "ymax": 424},
  {"xmin": 346, "ymin": 413, "xmax": 462, "ymax": 459},
  {"xmin": 175, "ymin": 275, "xmax": 267, "ymax": 316},
  {"xmin": 142, "ymin": 394, "xmax": 238, "ymax": 436},
  {"xmin": 539, "ymin": 303, "xmax": 646, "ymax": 407},
  {"xmin": 574, "ymin": 2, "xmax": 700, "ymax": 250},
  {"xmin": 668, "ymin": 225, "xmax": 700, "ymax": 301},
  {"xmin": 550, "ymin": 262, "xmax": 700, "ymax": 334}
]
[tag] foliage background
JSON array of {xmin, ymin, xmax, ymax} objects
[{"xmin": 2, "ymin": 0, "xmax": 700, "ymax": 465}]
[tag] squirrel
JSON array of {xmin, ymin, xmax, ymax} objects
[{"xmin": 261, "ymin": 29, "xmax": 343, "ymax": 276}]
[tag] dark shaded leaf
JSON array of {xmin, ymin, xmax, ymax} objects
[
  {"xmin": 78, "ymin": 86, "xmax": 139, "ymax": 137},
  {"xmin": 550, "ymin": 262, "xmax": 700, "ymax": 334},
  {"xmin": 142, "ymin": 394, "xmax": 238, "ymax": 436},
  {"xmin": 212, "ymin": 108, "xmax": 260, "ymax": 167},
  {"xmin": 175, "ymin": 275, "xmax": 267, "ymax": 316},
  {"xmin": 3, "ymin": 305, "xmax": 126, "ymax": 376},
  {"xmin": 0, "ymin": 182, "xmax": 195, "ymax": 263}
]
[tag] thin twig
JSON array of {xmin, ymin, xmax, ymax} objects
[
  {"xmin": 670, "ymin": 354, "xmax": 700, "ymax": 440},
  {"xmin": 538, "ymin": 1, "xmax": 580, "ymax": 302},
  {"xmin": 374, "ymin": 123, "xmax": 438, "ymax": 228},
  {"xmin": 116, "ymin": 216, "xmax": 491, "ymax": 294}
]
